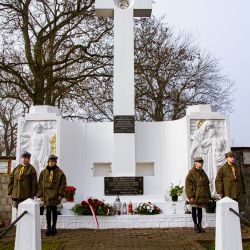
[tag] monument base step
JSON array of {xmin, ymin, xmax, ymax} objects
[
  {"xmin": 40, "ymin": 213, "xmax": 215, "ymax": 229},
  {"xmin": 40, "ymin": 200, "xmax": 216, "ymax": 229}
]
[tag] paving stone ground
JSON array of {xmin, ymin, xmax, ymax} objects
[{"xmin": 1, "ymin": 226, "xmax": 250, "ymax": 250}]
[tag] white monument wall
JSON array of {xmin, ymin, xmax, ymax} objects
[
  {"xmin": 16, "ymin": 105, "xmax": 230, "ymax": 202},
  {"xmin": 135, "ymin": 122, "xmax": 163, "ymax": 195},
  {"xmin": 59, "ymin": 119, "xmax": 86, "ymax": 200},
  {"xmin": 60, "ymin": 120, "xmax": 189, "ymax": 198},
  {"xmin": 162, "ymin": 117, "xmax": 189, "ymax": 193},
  {"xmin": 78, "ymin": 122, "xmax": 113, "ymax": 198}
]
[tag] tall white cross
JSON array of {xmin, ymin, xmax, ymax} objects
[{"xmin": 96, "ymin": 0, "xmax": 152, "ymax": 177}]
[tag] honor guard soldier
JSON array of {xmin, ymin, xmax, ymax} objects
[
  {"xmin": 215, "ymin": 151, "xmax": 245, "ymax": 201},
  {"xmin": 185, "ymin": 157, "xmax": 211, "ymax": 233},
  {"xmin": 8, "ymin": 151, "xmax": 38, "ymax": 208},
  {"xmin": 38, "ymin": 155, "xmax": 66, "ymax": 236}
]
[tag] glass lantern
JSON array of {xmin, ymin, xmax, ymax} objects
[
  {"xmin": 114, "ymin": 196, "xmax": 122, "ymax": 215},
  {"xmin": 122, "ymin": 202, "xmax": 127, "ymax": 215},
  {"xmin": 171, "ymin": 202, "xmax": 176, "ymax": 214},
  {"xmin": 184, "ymin": 201, "xmax": 191, "ymax": 214},
  {"xmin": 57, "ymin": 203, "xmax": 63, "ymax": 215}
]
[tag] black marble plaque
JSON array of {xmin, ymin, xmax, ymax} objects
[
  {"xmin": 104, "ymin": 177, "xmax": 143, "ymax": 195},
  {"xmin": 114, "ymin": 116, "xmax": 135, "ymax": 133}
]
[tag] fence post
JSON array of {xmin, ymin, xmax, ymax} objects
[
  {"xmin": 15, "ymin": 199, "xmax": 41, "ymax": 250},
  {"xmin": 215, "ymin": 197, "xmax": 242, "ymax": 250}
]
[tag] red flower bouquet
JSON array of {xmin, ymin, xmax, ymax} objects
[
  {"xmin": 72, "ymin": 198, "xmax": 114, "ymax": 216},
  {"xmin": 65, "ymin": 186, "xmax": 76, "ymax": 202}
]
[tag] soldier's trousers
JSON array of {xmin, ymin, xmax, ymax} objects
[
  {"xmin": 46, "ymin": 206, "xmax": 57, "ymax": 229},
  {"xmin": 192, "ymin": 207, "xmax": 202, "ymax": 224}
]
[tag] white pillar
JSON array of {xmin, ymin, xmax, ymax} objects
[
  {"xmin": 95, "ymin": 0, "xmax": 152, "ymax": 177},
  {"xmin": 113, "ymin": 5, "xmax": 135, "ymax": 176},
  {"xmin": 215, "ymin": 197, "xmax": 242, "ymax": 250},
  {"xmin": 15, "ymin": 199, "xmax": 41, "ymax": 250}
]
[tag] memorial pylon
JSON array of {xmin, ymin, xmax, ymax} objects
[{"xmin": 95, "ymin": 0, "xmax": 152, "ymax": 176}]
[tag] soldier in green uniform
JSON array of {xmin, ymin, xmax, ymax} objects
[
  {"xmin": 185, "ymin": 157, "xmax": 211, "ymax": 233},
  {"xmin": 8, "ymin": 151, "xmax": 38, "ymax": 208},
  {"xmin": 38, "ymin": 155, "xmax": 66, "ymax": 236},
  {"xmin": 215, "ymin": 151, "xmax": 245, "ymax": 201}
]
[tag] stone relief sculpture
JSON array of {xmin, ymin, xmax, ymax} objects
[
  {"xmin": 190, "ymin": 119, "xmax": 227, "ymax": 194},
  {"xmin": 20, "ymin": 121, "xmax": 57, "ymax": 174},
  {"xmin": 190, "ymin": 120, "xmax": 213, "ymax": 159}
]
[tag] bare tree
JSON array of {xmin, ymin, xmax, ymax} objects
[
  {"xmin": 0, "ymin": 3, "xmax": 233, "ymax": 123},
  {"xmin": 60, "ymin": 77, "xmax": 113, "ymax": 121},
  {"xmin": 134, "ymin": 17, "xmax": 234, "ymax": 121},
  {"xmin": 0, "ymin": 99, "xmax": 24, "ymax": 156},
  {"xmin": 0, "ymin": 0, "xmax": 113, "ymax": 106},
  {"xmin": 63, "ymin": 17, "xmax": 234, "ymax": 122}
]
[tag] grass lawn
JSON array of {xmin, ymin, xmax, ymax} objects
[
  {"xmin": 198, "ymin": 240, "xmax": 250, "ymax": 250},
  {"xmin": 0, "ymin": 240, "xmax": 65, "ymax": 250}
]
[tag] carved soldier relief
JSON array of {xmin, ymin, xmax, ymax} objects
[
  {"xmin": 20, "ymin": 120, "xmax": 57, "ymax": 174},
  {"xmin": 190, "ymin": 119, "xmax": 227, "ymax": 194}
]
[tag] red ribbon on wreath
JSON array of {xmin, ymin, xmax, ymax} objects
[{"xmin": 87, "ymin": 200, "xmax": 100, "ymax": 230}]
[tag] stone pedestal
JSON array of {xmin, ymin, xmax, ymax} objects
[
  {"xmin": 15, "ymin": 199, "xmax": 41, "ymax": 250},
  {"xmin": 215, "ymin": 197, "xmax": 243, "ymax": 250}
]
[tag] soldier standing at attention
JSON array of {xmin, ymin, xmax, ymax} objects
[
  {"xmin": 8, "ymin": 151, "xmax": 37, "ymax": 208},
  {"xmin": 38, "ymin": 155, "xmax": 66, "ymax": 236},
  {"xmin": 185, "ymin": 157, "xmax": 211, "ymax": 233},
  {"xmin": 215, "ymin": 151, "xmax": 245, "ymax": 201}
]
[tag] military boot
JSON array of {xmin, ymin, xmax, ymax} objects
[
  {"xmin": 198, "ymin": 223, "xmax": 205, "ymax": 233},
  {"xmin": 50, "ymin": 225, "xmax": 57, "ymax": 236},
  {"xmin": 46, "ymin": 225, "xmax": 51, "ymax": 236},
  {"xmin": 194, "ymin": 223, "xmax": 200, "ymax": 233}
]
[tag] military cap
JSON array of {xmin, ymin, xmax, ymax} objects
[
  {"xmin": 21, "ymin": 151, "xmax": 31, "ymax": 158},
  {"xmin": 48, "ymin": 154, "xmax": 58, "ymax": 161},
  {"xmin": 194, "ymin": 157, "xmax": 204, "ymax": 163},
  {"xmin": 225, "ymin": 151, "xmax": 236, "ymax": 158}
]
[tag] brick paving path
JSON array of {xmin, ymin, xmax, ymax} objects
[{"xmin": 1, "ymin": 226, "xmax": 250, "ymax": 249}]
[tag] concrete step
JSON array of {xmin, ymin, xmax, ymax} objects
[{"xmin": 40, "ymin": 213, "xmax": 215, "ymax": 229}]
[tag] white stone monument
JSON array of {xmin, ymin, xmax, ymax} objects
[
  {"xmin": 16, "ymin": 104, "xmax": 230, "ymax": 201},
  {"xmin": 96, "ymin": 0, "xmax": 152, "ymax": 176},
  {"xmin": 215, "ymin": 197, "xmax": 243, "ymax": 250},
  {"xmin": 15, "ymin": 199, "xmax": 41, "ymax": 250},
  {"xmin": 14, "ymin": 1, "xmax": 231, "ymax": 229}
]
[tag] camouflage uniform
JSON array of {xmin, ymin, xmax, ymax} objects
[
  {"xmin": 37, "ymin": 166, "xmax": 66, "ymax": 206},
  {"xmin": 38, "ymin": 164, "xmax": 66, "ymax": 236},
  {"xmin": 215, "ymin": 162, "xmax": 245, "ymax": 200},
  {"xmin": 185, "ymin": 166, "xmax": 211, "ymax": 206},
  {"xmin": 8, "ymin": 164, "xmax": 37, "ymax": 208},
  {"xmin": 185, "ymin": 158, "xmax": 210, "ymax": 233}
]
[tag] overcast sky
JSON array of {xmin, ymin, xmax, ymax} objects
[{"xmin": 152, "ymin": 0, "xmax": 250, "ymax": 147}]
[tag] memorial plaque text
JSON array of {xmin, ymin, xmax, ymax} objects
[
  {"xmin": 105, "ymin": 177, "xmax": 143, "ymax": 195},
  {"xmin": 114, "ymin": 116, "xmax": 135, "ymax": 133}
]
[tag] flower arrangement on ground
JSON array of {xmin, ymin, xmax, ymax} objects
[
  {"xmin": 72, "ymin": 198, "xmax": 115, "ymax": 216},
  {"xmin": 65, "ymin": 186, "xmax": 76, "ymax": 202},
  {"xmin": 169, "ymin": 183, "xmax": 184, "ymax": 201},
  {"xmin": 136, "ymin": 202, "xmax": 161, "ymax": 215}
]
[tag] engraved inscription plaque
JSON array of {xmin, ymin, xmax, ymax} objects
[
  {"xmin": 105, "ymin": 177, "xmax": 143, "ymax": 195},
  {"xmin": 114, "ymin": 116, "xmax": 135, "ymax": 133}
]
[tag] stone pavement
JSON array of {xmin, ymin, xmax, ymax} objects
[
  {"xmin": 46, "ymin": 226, "xmax": 250, "ymax": 249},
  {"xmin": 2, "ymin": 226, "xmax": 250, "ymax": 250}
]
